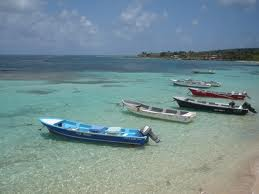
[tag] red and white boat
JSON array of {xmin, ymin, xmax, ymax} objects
[{"xmin": 189, "ymin": 88, "xmax": 248, "ymax": 100}]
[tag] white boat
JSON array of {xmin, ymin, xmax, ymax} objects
[
  {"xmin": 171, "ymin": 79, "xmax": 211, "ymax": 88},
  {"xmin": 122, "ymin": 100, "xmax": 196, "ymax": 123},
  {"xmin": 185, "ymin": 79, "xmax": 221, "ymax": 87}
]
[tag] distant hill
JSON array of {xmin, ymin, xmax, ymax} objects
[{"xmin": 137, "ymin": 48, "xmax": 259, "ymax": 61}]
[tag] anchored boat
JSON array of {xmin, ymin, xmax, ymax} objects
[
  {"xmin": 171, "ymin": 79, "xmax": 211, "ymax": 88},
  {"xmin": 173, "ymin": 97, "xmax": 257, "ymax": 115},
  {"xmin": 39, "ymin": 118, "xmax": 160, "ymax": 146},
  {"xmin": 192, "ymin": 70, "xmax": 215, "ymax": 74},
  {"xmin": 189, "ymin": 88, "xmax": 248, "ymax": 100},
  {"xmin": 184, "ymin": 79, "xmax": 221, "ymax": 87},
  {"xmin": 122, "ymin": 100, "xmax": 196, "ymax": 123}
]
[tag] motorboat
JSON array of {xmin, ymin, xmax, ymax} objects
[
  {"xmin": 173, "ymin": 97, "xmax": 257, "ymax": 115},
  {"xmin": 39, "ymin": 118, "xmax": 160, "ymax": 145},
  {"xmin": 189, "ymin": 88, "xmax": 248, "ymax": 100},
  {"xmin": 171, "ymin": 79, "xmax": 211, "ymax": 88}
]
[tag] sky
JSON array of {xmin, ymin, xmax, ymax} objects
[{"xmin": 0, "ymin": 0, "xmax": 258, "ymax": 55}]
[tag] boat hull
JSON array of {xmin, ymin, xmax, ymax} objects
[
  {"xmin": 40, "ymin": 119, "xmax": 148, "ymax": 146},
  {"xmin": 125, "ymin": 106, "xmax": 195, "ymax": 123},
  {"xmin": 173, "ymin": 98, "xmax": 248, "ymax": 115},
  {"xmin": 192, "ymin": 71, "xmax": 215, "ymax": 74},
  {"xmin": 189, "ymin": 88, "xmax": 246, "ymax": 100}
]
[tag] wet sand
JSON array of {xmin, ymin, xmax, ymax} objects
[
  {"xmin": 206, "ymin": 150, "xmax": 259, "ymax": 194},
  {"xmin": 231, "ymin": 155, "xmax": 259, "ymax": 194}
]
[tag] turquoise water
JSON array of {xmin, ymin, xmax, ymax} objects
[{"xmin": 1, "ymin": 57, "xmax": 259, "ymax": 193}]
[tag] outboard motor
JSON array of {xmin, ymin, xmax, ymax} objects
[
  {"xmin": 229, "ymin": 101, "xmax": 235, "ymax": 107},
  {"xmin": 140, "ymin": 126, "xmax": 160, "ymax": 143},
  {"xmin": 242, "ymin": 102, "xmax": 257, "ymax": 113}
]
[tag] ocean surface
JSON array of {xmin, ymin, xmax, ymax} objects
[{"xmin": 0, "ymin": 55, "xmax": 259, "ymax": 194}]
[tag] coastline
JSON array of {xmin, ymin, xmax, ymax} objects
[{"xmin": 138, "ymin": 56, "xmax": 259, "ymax": 64}]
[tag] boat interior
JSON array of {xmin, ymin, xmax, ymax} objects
[
  {"xmin": 53, "ymin": 120, "xmax": 141, "ymax": 136},
  {"xmin": 124, "ymin": 100, "xmax": 190, "ymax": 115}
]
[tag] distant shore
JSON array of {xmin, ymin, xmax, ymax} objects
[{"xmin": 137, "ymin": 48, "xmax": 259, "ymax": 62}]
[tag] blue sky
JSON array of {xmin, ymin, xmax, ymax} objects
[{"xmin": 0, "ymin": 0, "xmax": 258, "ymax": 54}]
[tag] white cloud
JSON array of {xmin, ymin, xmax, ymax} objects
[
  {"xmin": 176, "ymin": 27, "xmax": 183, "ymax": 34},
  {"xmin": 120, "ymin": 3, "xmax": 157, "ymax": 32},
  {"xmin": 201, "ymin": 4, "xmax": 208, "ymax": 10},
  {"xmin": 219, "ymin": 0, "xmax": 256, "ymax": 6},
  {"xmin": 115, "ymin": 1, "xmax": 159, "ymax": 39},
  {"xmin": 162, "ymin": 10, "xmax": 168, "ymax": 18},
  {"xmin": 0, "ymin": 0, "xmax": 44, "ymax": 12},
  {"xmin": 175, "ymin": 27, "xmax": 192, "ymax": 47},
  {"xmin": 0, "ymin": 1, "xmax": 99, "ymax": 52},
  {"xmin": 192, "ymin": 19, "xmax": 199, "ymax": 25}
]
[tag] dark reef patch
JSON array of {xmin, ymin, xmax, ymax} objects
[
  {"xmin": 249, "ymin": 71, "xmax": 259, "ymax": 75},
  {"xmin": 48, "ymin": 80, "xmax": 121, "ymax": 85},
  {"xmin": 0, "ymin": 106, "xmax": 44, "ymax": 118},
  {"xmin": 101, "ymin": 84, "xmax": 126, "ymax": 88},
  {"xmin": 17, "ymin": 89, "xmax": 56, "ymax": 95}
]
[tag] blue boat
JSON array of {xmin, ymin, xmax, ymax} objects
[{"xmin": 39, "ymin": 118, "xmax": 160, "ymax": 146}]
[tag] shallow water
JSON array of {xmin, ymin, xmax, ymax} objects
[{"xmin": 0, "ymin": 56, "xmax": 259, "ymax": 193}]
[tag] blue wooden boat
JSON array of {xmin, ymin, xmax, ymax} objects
[{"xmin": 39, "ymin": 118, "xmax": 160, "ymax": 146}]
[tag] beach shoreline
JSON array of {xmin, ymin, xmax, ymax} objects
[
  {"xmin": 138, "ymin": 56, "xmax": 259, "ymax": 64},
  {"xmin": 204, "ymin": 148, "xmax": 259, "ymax": 194}
]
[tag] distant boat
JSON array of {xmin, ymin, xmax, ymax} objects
[
  {"xmin": 171, "ymin": 79, "xmax": 211, "ymax": 88},
  {"xmin": 122, "ymin": 100, "xmax": 196, "ymax": 123},
  {"xmin": 205, "ymin": 80, "xmax": 221, "ymax": 87},
  {"xmin": 39, "ymin": 118, "xmax": 160, "ymax": 146},
  {"xmin": 173, "ymin": 97, "xmax": 257, "ymax": 115},
  {"xmin": 192, "ymin": 70, "xmax": 215, "ymax": 74},
  {"xmin": 189, "ymin": 88, "xmax": 248, "ymax": 100},
  {"xmin": 185, "ymin": 79, "xmax": 221, "ymax": 87}
]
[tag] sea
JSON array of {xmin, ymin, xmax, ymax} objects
[{"xmin": 0, "ymin": 55, "xmax": 259, "ymax": 194}]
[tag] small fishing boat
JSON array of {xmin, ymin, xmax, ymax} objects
[
  {"xmin": 192, "ymin": 70, "xmax": 215, "ymax": 74},
  {"xmin": 39, "ymin": 118, "xmax": 160, "ymax": 146},
  {"xmin": 171, "ymin": 79, "xmax": 211, "ymax": 88},
  {"xmin": 173, "ymin": 97, "xmax": 257, "ymax": 115},
  {"xmin": 189, "ymin": 88, "xmax": 248, "ymax": 100},
  {"xmin": 185, "ymin": 79, "xmax": 221, "ymax": 87},
  {"xmin": 122, "ymin": 100, "xmax": 196, "ymax": 123}
]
